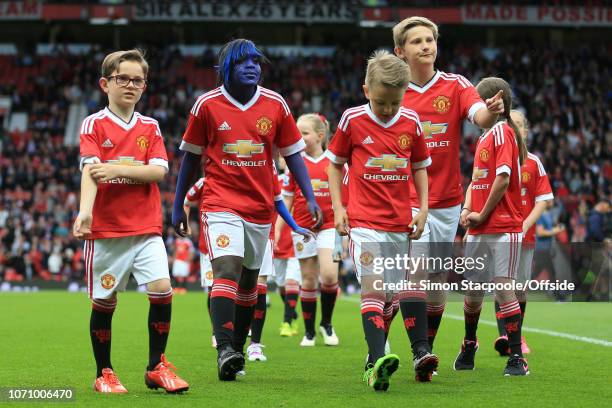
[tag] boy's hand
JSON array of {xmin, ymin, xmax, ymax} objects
[
  {"xmin": 460, "ymin": 208, "xmax": 471, "ymax": 228},
  {"xmin": 89, "ymin": 163, "xmax": 122, "ymax": 182},
  {"xmin": 334, "ymin": 206, "xmax": 349, "ymax": 236},
  {"xmin": 293, "ymin": 226, "xmax": 315, "ymax": 243},
  {"xmin": 466, "ymin": 212, "xmax": 485, "ymax": 228},
  {"xmin": 73, "ymin": 212, "xmax": 93, "ymax": 239},
  {"xmin": 408, "ymin": 210, "xmax": 427, "ymax": 240},
  {"xmin": 485, "ymin": 90, "xmax": 504, "ymax": 115},
  {"xmin": 172, "ymin": 208, "xmax": 189, "ymax": 237},
  {"xmin": 308, "ymin": 201, "xmax": 324, "ymax": 230}
]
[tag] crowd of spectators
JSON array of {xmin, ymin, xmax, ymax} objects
[{"xmin": 0, "ymin": 41, "xmax": 609, "ymax": 284}]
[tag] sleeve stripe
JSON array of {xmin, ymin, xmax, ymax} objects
[
  {"xmin": 535, "ymin": 192, "xmax": 554, "ymax": 202},
  {"xmin": 338, "ymin": 106, "xmax": 366, "ymax": 130},
  {"xmin": 468, "ymin": 102, "xmax": 486, "ymax": 123},
  {"xmin": 191, "ymin": 89, "xmax": 223, "ymax": 116},
  {"xmin": 179, "ymin": 141, "xmax": 203, "ymax": 155},
  {"xmin": 528, "ymin": 153, "xmax": 547, "ymax": 176},
  {"xmin": 325, "ymin": 150, "xmax": 348, "ymax": 164},
  {"xmin": 279, "ymin": 139, "xmax": 306, "ymax": 157},
  {"xmin": 496, "ymin": 165, "xmax": 511, "ymax": 176},
  {"xmin": 81, "ymin": 111, "xmax": 106, "ymax": 135},
  {"xmin": 494, "ymin": 125, "xmax": 505, "ymax": 146},
  {"xmin": 412, "ymin": 157, "xmax": 432, "ymax": 169},
  {"xmin": 260, "ymin": 89, "xmax": 290, "ymax": 116},
  {"xmin": 274, "ymin": 194, "xmax": 283, "ymax": 202},
  {"xmin": 281, "ymin": 190, "xmax": 295, "ymax": 197},
  {"xmin": 440, "ymin": 72, "xmax": 472, "ymax": 89},
  {"xmin": 137, "ymin": 115, "xmax": 164, "ymax": 138},
  {"xmin": 149, "ymin": 158, "xmax": 169, "ymax": 170},
  {"xmin": 340, "ymin": 110, "xmax": 367, "ymax": 131},
  {"xmin": 79, "ymin": 156, "xmax": 101, "ymax": 171}
]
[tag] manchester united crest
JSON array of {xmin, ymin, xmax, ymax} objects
[
  {"xmin": 205, "ymin": 271, "xmax": 213, "ymax": 281},
  {"xmin": 136, "ymin": 136, "xmax": 149, "ymax": 152},
  {"xmin": 522, "ymin": 171, "xmax": 531, "ymax": 183},
  {"xmin": 216, "ymin": 234, "xmax": 230, "ymax": 248},
  {"xmin": 398, "ymin": 134, "xmax": 412, "ymax": 150},
  {"xmin": 296, "ymin": 242, "xmax": 304, "ymax": 252},
  {"xmin": 479, "ymin": 148, "xmax": 490, "ymax": 162},
  {"xmin": 256, "ymin": 116, "xmax": 273, "ymax": 136},
  {"xmin": 433, "ymin": 95, "xmax": 451, "ymax": 113},
  {"xmin": 360, "ymin": 251, "xmax": 374, "ymax": 266},
  {"xmin": 100, "ymin": 274, "xmax": 116, "ymax": 290}
]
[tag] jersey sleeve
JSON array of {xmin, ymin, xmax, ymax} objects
[
  {"xmin": 534, "ymin": 158, "xmax": 554, "ymax": 202},
  {"xmin": 326, "ymin": 114, "xmax": 352, "ymax": 164},
  {"xmin": 341, "ymin": 164, "xmax": 349, "ymax": 207},
  {"xmin": 275, "ymin": 101, "xmax": 305, "ymax": 157},
  {"xmin": 79, "ymin": 117, "xmax": 102, "ymax": 171},
  {"xmin": 180, "ymin": 102, "xmax": 208, "ymax": 155},
  {"xmin": 458, "ymin": 76, "xmax": 486, "ymax": 124},
  {"xmin": 410, "ymin": 120, "xmax": 431, "ymax": 169},
  {"xmin": 148, "ymin": 123, "xmax": 169, "ymax": 171},
  {"xmin": 282, "ymin": 170, "xmax": 297, "ymax": 197},
  {"xmin": 184, "ymin": 178, "xmax": 204, "ymax": 205},
  {"xmin": 272, "ymin": 166, "xmax": 282, "ymax": 201},
  {"xmin": 493, "ymin": 125, "xmax": 515, "ymax": 176}
]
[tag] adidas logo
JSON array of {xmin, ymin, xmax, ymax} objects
[
  {"xmin": 101, "ymin": 138, "xmax": 114, "ymax": 148},
  {"xmin": 362, "ymin": 136, "xmax": 374, "ymax": 145},
  {"xmin": 218, "ymin": 121, "xmax": 231, "ymax": 131}
]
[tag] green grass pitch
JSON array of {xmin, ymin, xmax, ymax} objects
[{"xmin": 1, "ymin": 291, "xmax": 611, "ymax": 407}]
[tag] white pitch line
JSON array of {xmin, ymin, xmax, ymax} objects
[{"xmin": 340, "ymin": 297, "xmax": 612, "ymax": 347}]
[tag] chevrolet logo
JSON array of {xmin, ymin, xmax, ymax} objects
[
  {"xmin": 365, "ymin": 154, "xmax": 408, "ymax": 172},
  {"xmin": 421, "ymin": 121, "xmax": 448, "ymax": 139},
  {"xmin": 107, "ymin": 156, "xmax": 144, "ymax": 166},
  {"xmin": 311, "ymin": 179, "xmax": 329, "ymax": 190},
  {"xmin": 472, "ymin": 167, "xmax": 489, "ymax": 181},
  {"xmin": 223, "ymin": 140, "xmax": 265, "ymax": 157}
]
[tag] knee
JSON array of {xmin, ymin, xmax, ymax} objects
[
  {"xmin": 212, "ymin": 257, "xmax": 242, "ymax": 281},
  {"xmin": 146, "ymin": 278, "xmax": 172, "ymax": 293}
]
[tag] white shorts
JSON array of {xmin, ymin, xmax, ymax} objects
[
  {"xmin": 200, "ymin": 253, "xmax": 213, "ymax": 288},
  {"xmin": 273, "ymin": 257, "xmax": 302, "ymax": 286},
  {"xmin": 259, "ymin": 239, "xmax": 274, "ymax": 277},
  {"xmin": 411, "ymin": 205, "xmax": 461, "ymax": 272},
  {"xmin": 291, "ymin": 228, "xmax": 335, "ymax": 259},
  {"xmin": 201, "ymin": 211, "xmax": 271, "ymax": 270},
  {"xmin": 84, "ymin": 235, "xmax": 169, "ymax": 299},
  {"xmin": 464, "ymin": 233, "xmax": 523, "ymax": 281},
  {"xmin": 172, "ymin": 259, "xmax": 190, "ymax": 278},
  {"xmin": 516, "ymin": 245, "xmax": 535, "ymax": 284},
  {"xmin": 348, "ymin": 227, "xmax": 410, "ymax": 284}
]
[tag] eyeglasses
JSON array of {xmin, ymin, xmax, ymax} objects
[{"xmin": 106, "ymin": 75, "xmax": 147, "ymax": 89}]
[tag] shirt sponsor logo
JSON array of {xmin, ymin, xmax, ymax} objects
[
  {"xmin": 103, "ymin": 157, "xmax": 145, "ymax": 184},
  {"xmin": 365, "ymin": 154, "xmax": 408, "ymax": 172},
  {"xmin": 472, "ymin": 167, "xmax": 489, "ymax": 181},
  {"xmin": 433, "ymin": 95, "xmax": 451, "ymax": 113},
  {"xmin": 223, "ymin": 140, "xmax": 265, "ymax": 157},
  {"xmin": 311, "ymin": 179, "xmax": 329, "ymax": 191},
  {"xmin": 421, "ymin": 121, "xmax": 448, "ymax": 139}
]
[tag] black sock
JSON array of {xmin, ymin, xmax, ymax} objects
[
  {"xmin": 519, "ymin": 301, "xmax": 527, "ymax": 321},
  {"xmin": 497, "ymin": 301, "xmax": 523, "ymax": 356},
  {"xmin": 494, "ymin": 301, "xmax": 506, "ymax": 336},
  {"xmin": 361, "ymin": 294, "xmax": 386, "ymax": 363},
  {"xmin": 279, "ymin": 286, "xmax": 286, "ymax": 303},
  {"xmin": 147, "ymin": 289, "xmax": 172, "ymax": 370},
  {"xmin": 206, "ymin": 290, "xmax": 214, "ymax": 337},
  {"xmin": 233, "ymin": 286, "xmax": 258, "ymax": 353},
  {"xmin": 383, "ymin": 301, "xmax": 393, "ymax": 341},
  {"xmin": 319, "ymin": 282, "xmax": 338, "ymax": 327},
  {"xmin": 426, "ymin": 303, "xmax": 445, "ymax": 349},
  {"xmin": 284, "ymin": 282, "xmax": 299, "ymax": 324},
  {"xmin": 90, "ymin": 298, "xmax": 116, "ymax": 377},
  {"xmin": 464, "ymin": 300, "xmax": 482, "ymax": 342},
  {"xmin": 250, "ymin": 283, "xmax": 267, "ymax": 344},
  {"xmin": 399, "ymin": 292, "xmax": 429, "ymax": 353},
  {"xmin": 210, "ymin": 278, "xmax": 238, "ymax": 350},
  {"xmin": 300, "ymin": 288, "xmax": 317, "ymax": 336}
]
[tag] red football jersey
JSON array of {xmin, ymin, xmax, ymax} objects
[
  {"xmin": 469, "ymin": 122, "xmax": 522, "ymax": 235},
  {"xmin": 181, "ymin": 86, "xmax": 305, "ymax": 225},
  {"xmin": 403, "ymin": 71, "xmax": 486, "ymax": 209},
  {"xmin": 521, "ymin": 153, "xmax": 554, "ymax": 243},
  {"xmin": 175, "ymin": 237, "xmax": 194, "ymax": 262},
  {"xmin": 341, "ymin": 163, "xmax": 350, "ymax": 208},
  {"xmin": 79, "ymin": 108, "xmax": 168, "ymax": 239},
  {"xmin": 283, "ymin": 153, "xmax": 334, "ymax": 230},
  {"xmin": 185, "ymin": 177, "xmax": 207, "ymax": 253},
  {"xmin": 327, "ymin": 104, "xmax": 431, "ymax": 232},
  {"xmin": 274, "ymin": 171, "xmax": 295, "ymax": 259}
]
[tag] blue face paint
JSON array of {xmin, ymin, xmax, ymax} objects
[
  {"xmin": 219, "ymin": 39, "xmax": 264, "ymax": 87},
  {"xmin": 230, "ymin": 55, "xmax": 261, "ymax": 87}
]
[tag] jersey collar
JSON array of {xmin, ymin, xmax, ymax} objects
[
  {"xmin": 407, "ymin": 70, "xmax": 441, "ymax": 94},
  {"xmin": 302, "ymin": 151, "xmax": 327, "ymax": 163},
  {"xmin": 220, "ymin": 85, "xmax": 261, "ymax": 111},
  {"xmin": 364, "ymin": 103, "xmax": 402, "ymax": 129},
  {"xmin": 104, "ymin": 107, "xmax": 138, "ymax": 130}
]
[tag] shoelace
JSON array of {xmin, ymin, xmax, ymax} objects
[
  {"xmin": 103, "ymin": 371, "xmax": 121, "ymax": 385},
  {"xmin": 158, "ymin": 356, "xmax": 178, "ymax": 378}
]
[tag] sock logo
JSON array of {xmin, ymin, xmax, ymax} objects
[
  {"xmin": 288, "ymin": 300, "xmax": 297, "ymax": 308},
  {"xmin": 427, "ymin": 328, "xmax": 437, "ymax": 337},
  {"xmin": 150, "ymin": 321, "xmax": 170, "ymax": 335},
  {"xmin": 368, "ymin": 315, "xmax": 385, "ymax": 330},
  {"xmin": 302, "ymin": 312, "xmax": 312, "ymax": 320},
  {"xmin": 222, "ymin": 321, "xmax": 234, "ymax": 331},
  {"xmin": 253, "ymin": 310, "xmax": 265, "ymax": 320},
  {"xmin": 505, "ymin": 321, "xmax": 520, "ymax": 334},
  {"xmin": 92, "ymin": 329, "xmax": 111, "ymax": 343},
  {"xmin": 404, "ymin": 317, "xmax": 416, "ymax": 329}
]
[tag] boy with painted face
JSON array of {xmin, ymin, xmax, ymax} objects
[{"xmin": 172, "ymin": 39, "xmax": 321, "ymax": 381}]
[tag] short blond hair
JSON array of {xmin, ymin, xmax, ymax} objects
[
  {"xmin": 101, "ymin": 49, "xmax": 149, "ymax": 78},
  {"xmin": 392, "ymin": 16, "xmax": 439, "ymax": 48},
  {"xmin": 365, "ymin": 50, "xmax": 410, "ymax": 89}
]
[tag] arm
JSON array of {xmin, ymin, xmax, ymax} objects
[
  {"xmin": 466, "ymin": 174, "xmax": 509, "ymax": 228},
  {"xmin": 274, "ymin": 198, "xmax": 314, "ymax": 241},
  {"xmin": 328, "ymin": 162, "xmax": 348, "ymax": 235},
  {"xmin": 473, "ymin": 90, "xmax": 504, "ymax": 129},
  {"xmin": 523, "ymin": 201, "xmax": 548, "ymax": 235},
  {"xmin": 461, "ymin": 182, "xmax": 473, "ymax": 227},
  {"xmin": 172, "ymin": 152, "xmax": 202, "ymax": 236},
  {"xmin": 536, "ymin": 222, "xmax": 564, "ymax": 238},
  {"xmin": 89, "ymin": 163, "xmax": 166, "ymax": 183},
  {"xmin": 284, "ymin": 152, "xmax": 323, "ymax": 228},
  {"xmin": 409, "ymin": 168, "xmax": 428, "ymax": 239},
  {"xmin": 274, "ymin": 195, "xmax": 294, "ymax": 238},
  {"xmin": 73, "ymin": 164, "xmax": 98, "ymax": 239}
]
